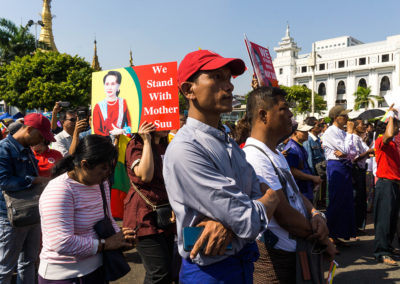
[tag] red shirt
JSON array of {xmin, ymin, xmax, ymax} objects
[
  {"xmin": 33, "ymin": 148, "xmax": 63, "ymax": 177},
  {"xmin": 122, "ymin": 137, "xmax": 174, "ymax": 237},
  {"xmin": 375, "ymin": 136, "xmax": 400, "ymax": 181},
  {"xmin": 93, "ymin": 99, "xmax": 131, "ymax": 136}
]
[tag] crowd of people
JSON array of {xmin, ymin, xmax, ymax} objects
[{"xmin": 0, "ymin": 49, "xmax": 399, "ymax": 284}]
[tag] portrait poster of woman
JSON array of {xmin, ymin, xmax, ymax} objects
[{"xmin": 92, "ymin": 69, "xmax": 141, "ymax": 136}]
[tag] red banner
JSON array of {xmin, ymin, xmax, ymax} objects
[{"xmin": 244, "ymin": 35, "xmax": 278, "ymax": 87}]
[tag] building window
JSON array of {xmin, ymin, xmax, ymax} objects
[
  {"xmin": 337, "ymin": 81, "xmax": 346, "ymax": 100},
  {"xmin": 379, "ymin": 76, "xmax": 390, "ymax": 107},
  {"xmin": 359, "ymin": 58, "xmax": 366, "ymax": 65},
  {"xmin": 358, "ymin": 78, "xmax": 367, "ymax": 88},
  {"xmin": 318, "ymin": 83, "xmax": 326, "ymax": 96},
  {"xmin": 301, "ymin": 66, "xmax": 307, "ymax": 73},
  {"xmin": 338, "ymin": 61, "xmax": 345, "ymax": 68},
  {"xmin": 319, "ymin": 63, "xmax": 325, "ymax": 71},
  {"xmin": 279, "ymin": 68, "xmax": 283, "ymax": 75},
  {"xmin": 382, "ymin": 54, "xmax": 389, "ymax": 62}
]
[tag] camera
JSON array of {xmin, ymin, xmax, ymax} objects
[{"xmin": 58, "ymin": 101, "xmax": 70, "ymax": 108}]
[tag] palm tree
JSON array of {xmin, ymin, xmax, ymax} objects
[
  {"xmin": 353, "ymin": 86, "xmax": 382, "ymax": 110},
  {"xmin": 0, "ymin": 18, "xmax": 36, "ymax": 64}
]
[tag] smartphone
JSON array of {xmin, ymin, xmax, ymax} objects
[
  {"xmin": 183, "ymin": 226, "xmax": 232, "ymax": 252},
  {"xmin": 263, "ymin": 229, "xmax": 279, "ymax": 249},
  {"xmin": 77, "ymin": 110, "xmax": 88, "ymax": 121},
  {"xmin": 59, "ymin": 101, "xmax": 70, "ymax": 108}
]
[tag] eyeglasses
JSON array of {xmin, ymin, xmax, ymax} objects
[{"xmin": 65, "ymin": 118, "xmax": 77, "ymax": 122}]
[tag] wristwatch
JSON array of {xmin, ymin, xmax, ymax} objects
[
  {"xmin": 312, "ymin": 210, "xmax": 326, "ymax": 221},
  {"xmin": 100, "ymin": 239, "xmax": 106, "ymax": 252}
]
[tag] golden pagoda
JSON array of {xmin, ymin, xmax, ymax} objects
[
  {"xmin": 92, "ymin": 39, "xmax": 101, "ymax": 71},
  {"xmin": 129, "ymin": 49, "xmax": 134, "ymax": 66},
  {"xmin": 39, "ymin": 0, "xmax": 57, "ymax": 51}
]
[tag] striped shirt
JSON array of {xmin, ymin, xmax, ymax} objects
[{"xmin": 39, "ymin": 172, "xmax": 119, "ymax": 264}]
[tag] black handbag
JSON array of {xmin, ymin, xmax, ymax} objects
[
  {"xmin": 130, "ymin": 181, "xmax": 174, "ymax": 229},
  {"xmin": 2, "ymin": 153, "xmax": 44, "ymax": 227},
  {"xmin": 94, "ymin": 183, "xmax": 131, "ymax": 281},
  {"xmin": 2, "ymin": 182, "xmax": 45, "ymax": 227}
]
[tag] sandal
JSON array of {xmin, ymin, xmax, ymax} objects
[{"xmin": 380, "ymin": 255, "xmax": 398, "ymax": 266}]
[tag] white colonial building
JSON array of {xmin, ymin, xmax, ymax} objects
[{"xmin": 273, "ymin": 26, "xmax": 400, "ymax": 116}]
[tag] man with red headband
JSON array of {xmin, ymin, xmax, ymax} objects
[{"xmin": 163, "ymin": 50, "xmax": 280, "ymax": 283}]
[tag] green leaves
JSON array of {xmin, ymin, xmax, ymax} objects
[
  {"xmin": 0, "ymin": 51, "xmax": 93, "ymax": 111},
  {"xmin": 279, "ymin": 85, "xmax": 327, "ymax": 115},
  {"xmin": 353, "ymin": 86, "xmax": 382, "ymax": 111},
  {"xmin": 0, "ymin": 18, "xmax": 35, "ymax": 64}
]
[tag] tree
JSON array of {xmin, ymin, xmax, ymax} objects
[
  {"xmin": 353, "ymin": 86, "xmax": 382, "ymax": 110},
  {"xmin": 0, "ymin": 18, "xmax": 36, "ymax": 64},
  {"xmin": 0, "ymin": 51, "xmax": 93, "ymax": 111},
  {"xmin": 279, "ymin": 85, "xmax": 326, "ymax": 115},
  {"xmin": 179, "ymin": 91, "xmax": 188, "ymax": 112}
]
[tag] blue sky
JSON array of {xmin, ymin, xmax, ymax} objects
[{"xmin": 2, "ymin": 0, "xmax": 400, "ymax": 95}]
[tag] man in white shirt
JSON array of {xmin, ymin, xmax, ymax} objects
[
  {"xmin": 322, "ymin": 106, "xmax": 357, "ymax": 245},
  {"xmin": 243, "ymin": 86, "xmax": 336, "ymax": 283},
  {"xmin": 52, "ymin": 110, "xmax": 88, "ymax": 156}
]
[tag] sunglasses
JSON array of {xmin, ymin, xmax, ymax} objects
[{"xmin": 65, "ymin": 118, "xmax": 77, "ymax": 122}]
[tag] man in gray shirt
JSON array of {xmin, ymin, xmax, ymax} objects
[{"xmin": 163, "ymin": 50, "xmax": 280, "ymax": 283}]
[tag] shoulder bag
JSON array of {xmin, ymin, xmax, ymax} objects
[
  {"xmin": 130, "ymin": 181, "xmax": 174, "ymax": 229},
  {"xmin": 2, "ymin": 152, "xmax": 43, "ymax": 227},
  {"xmin": 94, "ymin": 183, "xmax": 131, "ymax": 281},
  {"xmin": 244, "ymin": 144, "xmax": 325, "ymax": 284}
]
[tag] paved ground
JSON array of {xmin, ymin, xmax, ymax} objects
[{"xmin": 113, "ymin": 214, "xmax": 400, "ymax": 284}]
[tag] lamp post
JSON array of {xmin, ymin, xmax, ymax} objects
[
  {"xmin": 27, "ymin": 20, "xmax": 44, "ymax": 49},
  {"xmin": 308, "ymin": 43, "xmax": 316, "ymax": 116},
  {"xmin": 308, "ymin": 43, "xmax": 321, "ymax": 116}
]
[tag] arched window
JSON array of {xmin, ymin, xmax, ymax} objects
[
  {"xmin": 379, "ymin": 76, "xmax": 390, "ymax": 107},
  {"xmin": 358, "ymin": 78, "xmax": 367, "ymax": 88},
  {"xmin": 336, "ymin": 81, "xmax": 346, "ymax": 108},
  {"xmin": 318, "ymin": 83, "xmax": 326, "ymax": 96},
  {"xmin": 380, "ymin": 76, "xmax": 390, "ymax": 91},
  {"xmin": 336, "ymin": 81, "xmax": 346, "ymax": 99}
]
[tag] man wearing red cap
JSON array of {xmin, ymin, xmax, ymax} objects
[
  {"xmin": 0, "ymin": 113, "xmax": 54, "ymax": 283},
  {"xmin": 163, "ymin": 50, "xmax": 280, "ymax": 283}
]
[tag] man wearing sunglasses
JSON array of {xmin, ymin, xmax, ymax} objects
[
  {"xmin": 322, "ymin": 106, "xmax": 357, "ymax": 246},
  {"xmin": 52, "ymin": 110, "xmax": 88, "ymax": 156}
]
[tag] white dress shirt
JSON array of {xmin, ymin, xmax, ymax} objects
[
  {"xmin": 322, "ymin": 125, "xmax": 357, "ymax": 161},
  {"xmin": 51, "ymin": 130, "xmax": 72, "ymax": 157},
  {"xmin": 353, "ymin": 134, "xmax": 370, "ymax": 169}
]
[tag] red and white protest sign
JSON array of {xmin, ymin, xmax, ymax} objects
[{"xmin": 244, "ymin": 35, "xmax": 279, "ymax": 87}]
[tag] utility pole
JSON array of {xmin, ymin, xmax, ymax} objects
[{"xmin": 308, "ymin": 43, "xmax": 316, "ymax": 116}]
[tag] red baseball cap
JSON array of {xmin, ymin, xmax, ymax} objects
[
  {"xmin": 24, "ymin": 113, "xmax": 56, "ymax": 142},
  {"xmin": 178, "ymin": 50, "xmax": 246, "ymax": 86}
]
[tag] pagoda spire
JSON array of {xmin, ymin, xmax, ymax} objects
[
  {"xmin": 91, "ymin": 39, "xmax": 101, "ymax": 71},
  {"xmin": 129, "ymin": 49, "xmax": 134, "ymax": 66},
  {"xmin": 285, "ymin": 22, "xmax": 290, "ymax": 38},
  {"xmin": 38, "ymin": 0, "xmax": 57, "ymax": 51}
]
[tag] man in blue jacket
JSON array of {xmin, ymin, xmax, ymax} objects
[{"xmin": 0, "ymin": 113, "xmax": 55, "ymax": 283}]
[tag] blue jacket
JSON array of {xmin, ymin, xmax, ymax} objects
[
  {"xmin": 284, "ymin": 139, "xmax": 314, "ymax": 200},
  {"xmin": 0, "ymin": 136, "xmax": 38, "ymax": 217},
  {"xmin": 303, "ymin": 135, "xmax": 325, "ymax": 175}
]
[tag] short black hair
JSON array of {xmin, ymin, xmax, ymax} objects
[
  {"xmin": 246, "ymin": 86, "xmax": 287, "ymax": 125},
  {"xmin": 304, "ymin": 117, "xmax": 318, "ymax": 127},
  {"xmin": 59, "ymin": 109, "xmax": 76, "ymax": 121}
]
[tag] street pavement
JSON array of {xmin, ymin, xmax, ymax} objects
[{"xmin": 113, "ymin": 214, "xmax": 400, "ymax": 284}]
